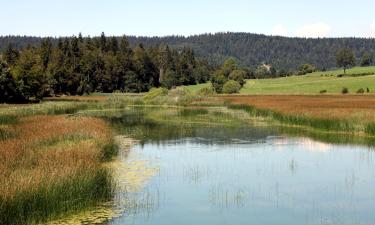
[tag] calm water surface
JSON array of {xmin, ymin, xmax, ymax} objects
[{"xmin": 108, "ymin": 122, "xmax": 375, "ymax": 225}]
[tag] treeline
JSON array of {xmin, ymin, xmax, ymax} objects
[
  {"xmin": 2, "ymin": 32, "xmax": 375, "ymax": 70},
  {"xmin": 0, "ymin": 33, "xmax": 212, "ymax": 102}
]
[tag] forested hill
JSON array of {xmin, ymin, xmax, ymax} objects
[{"xmin": 1, "ymin": 33, "xmax": 375, "ymax": 70}]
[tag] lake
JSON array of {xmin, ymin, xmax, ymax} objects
[{"xmin": 100, "ymin": 107, "xmax": 375, "ymax": 225}]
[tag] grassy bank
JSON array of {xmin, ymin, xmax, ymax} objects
[{"xmin": 0, "ymin": 115, "xmax": 118, "ymax": 225}]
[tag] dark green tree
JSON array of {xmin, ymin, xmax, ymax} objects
[
  {"xmin": 100, "ymin": 32, "xmax": 108, "ymax": 53},
  {"xmin": 0, "ymin": 59, "xmax": 19, "ymax": 102},
  {"xmin": 40, "ymin": 38, "xmax": 52, "ymax": 71},
  {"xmin": 360, "ymin": 52, "xmax": 373, "ymax": 67},
  {"xmin": 161, "ymin": 69, "xmax": 178, "ymax": 89},
  {"xmin": 109, "ymin": 36, "xmax": 119, "ymax": 54},
  {"xmin": 336, "ymin": 48, "xmax": 355, "ymax": 74},
  {"xmin": 13, "ymin": 48, "xmax": 49, "ymax": 100},
  {"xmin": 3, "ymin": 43, "xmax": 19, "ymax": 65},
  {"xmin": 221, "ymin": 58, "xmax": 238, "ymax": 76}
]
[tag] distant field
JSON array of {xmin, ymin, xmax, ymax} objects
[{"xmin": 186, "ymin": 66, "xmax": 375, "ymax": 95}]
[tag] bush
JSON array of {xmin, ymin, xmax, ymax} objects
[
  {"xmin": 298, "ymin": 64, "xmax": 316, "ymax": 75},
  {"xmin": 367, "ymin": 87, "xmax": 370, "ymax": 93},
  {"xmin": 319, "ymin": 90, "xmax": 327, "ymax": 94},
  {"xmin": 222, "ymin": 80, "xmax": 241, "ymax": 94},
  {"xmin": 197, "ymin": 86, "xmax": 215, "ymax": 96},
  {"xmin": 356, "ymin": 88, "xmax": 365, "ymax": 94},
  {"xmin": 228, "ymin": 70, "xmax": 246, "ymax": 87},
  {"xmin": 143, "ymin": 88, "xmax": 168, "ymax": 100},
  {"xmin": 341, "ymin": 87, "xmax": 349, "ymax": 94},
  {"xmin": 211, "ymin": 71, "xmax": 228, "ymax": 94}
]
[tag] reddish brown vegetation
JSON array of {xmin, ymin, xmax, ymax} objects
[
  {"xmin": 0, "ymin": 115, "xmax": 112, "ymax": 198},
  {"xmin": 221, "ymin": 95, "xmax": 375, "ymax": 122}
]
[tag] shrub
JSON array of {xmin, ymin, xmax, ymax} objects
[
  {"xmin": 319, "ymin": 90, "xmax": 327, "ymax": 94},
  {"xmin": 228, "ymin": 70, "xmax": 246, "ymax": 87},
  {"xmin": 342, "ymin": 87, "xmax": 349, "ymax": 94},
  {"xmin": 211, "ymin": 71, "xmax": 228, "ymax": 94},
  {"xmin": 143, "ymin": 88, "xmax": 168, "ymax": 100},
  {"xmin": 367, "ymin": 87, "xmax": 370, "ymax": 93},
  {"xmin": 222, "ymin": 80, "xmax": 241, "ymax": 94},
  {"xmin": 356, "ymin": 88, "xmax": 365, "ymax": 94},
  {"xmin": 197, "ymin": 86, "xmax": 215, "ymax": 96},
  {"xmin": 298, "ymin": 64, "xmax": 316, "ymax": 75}
]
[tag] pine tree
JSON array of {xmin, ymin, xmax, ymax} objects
[{"xmin": 3, "ymin": 43, "xmax": 19, "ymax": 65}]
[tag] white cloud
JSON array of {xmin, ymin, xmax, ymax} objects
[
  {"xmin": 367, "ymin": 21, "xmax": 375, "ymax": 37},
  {"xmin": 294, "ymin": 22, "xmax": 331, "ymax": 38},
  {"xmin": 271, "ymin": 24, "xmax": 288, "ymax": 37}
]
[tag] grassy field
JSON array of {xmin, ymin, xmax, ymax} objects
[{"xmin": 185, "ymin": 66, "xmax": 375, "ymax": 95}]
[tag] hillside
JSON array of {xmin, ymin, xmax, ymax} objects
[
  {"xmin": 1, "ymin": 33, "xmax": 375, "ymax": 70},
  {"xmin": 186, "ymin": 66, "xmax": 375, "ymax": 95}
]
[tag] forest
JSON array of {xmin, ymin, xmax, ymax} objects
[
  {"xmin": 1, "ymin": 32, "xmax": 375, "ymax": 70},
  {"xmin": 0, "ymin": 33, "xmax": 212, "ymax": 102}
]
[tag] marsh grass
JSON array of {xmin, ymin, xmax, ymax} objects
[
  {"xmin": 0, "ymin": 115, "xmax": 18, "ymax": 125},
  {"xmin": 228, "ymin": 104, "xmax": 359, "ymax": 133},
  {"xmin": 365, "ymin": 123, "xmax": 375, "ymax": 135},
  {"xmin": 0, "ymin": 115, "xmax": 117, "ymax": 225}
]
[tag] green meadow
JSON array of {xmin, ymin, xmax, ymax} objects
[{"xmin": 185, "ymin": 66, "xmax": 375, "ymax": 95}]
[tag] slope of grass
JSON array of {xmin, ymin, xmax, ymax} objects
[
  {"xmin": 185, "ymin": 67, "xmax": 375, "ymax": 95},
  {"xmin": 241, "ymin": 74, "xmax": 375, "ymax": 94},
  {"xmin": 306, "ymin": 66, "xmax": 375, "ymax": 77}
]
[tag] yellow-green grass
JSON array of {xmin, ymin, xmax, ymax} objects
[
  {"xmin": 0, "ymin": 115, "xmax": 118, "ymax": 225},
  {"xmin": 185, "ymin": 67, "xmax": 375, "ymax": 95},
  {"xmin": 241, "ymin": 74, "xmax": 375, "ymax": 95},
  {"xmin": 306, "ymin": 66, "xmax": 375, "ymax": 77}
]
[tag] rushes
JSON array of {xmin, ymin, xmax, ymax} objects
[
  {"xmin": 0, "ymin": 115, "xmax": 117, "ymax": 225},
  {"xmin": 224, "ymin": 95, "xmax": 375, "ymax": 135},
  {"xmin": 228, "ymin": 104, "xmax": 366, "ymax": 134}
]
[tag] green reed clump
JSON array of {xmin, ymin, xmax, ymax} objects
[
  {"xmin": 0, "ymin": 168, "xmax": 114, "ymax": 225},
  {"xmin": 0, "ymin": 128, "xmax": 15, "ymax": 140},
  {"xmin": 365, "ymin": 123, "xmax": 375, "ymax": 135},
  {"xmin": 100, "ymin": 138, "xmax": 119, "ymax": 162},
  {"xmin": 178, "ymin": 108, "xmax": 209, "ymax": 117},
  {"xmin": 0, "ymin": 115, "xmax": 18, "ymax": 125}
]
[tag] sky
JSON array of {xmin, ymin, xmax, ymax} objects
[{"xmin": 1, "ymin": 0, "xmax": 375, "ymax": 38}]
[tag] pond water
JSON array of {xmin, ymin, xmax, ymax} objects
[{"xmin": 92, "ymin": 107, "xmax": 375, "ymax": 225}]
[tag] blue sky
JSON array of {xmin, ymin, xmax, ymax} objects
[{"xmin": 1, "ymin": 0, "xmax": 375, "ymax": 38}]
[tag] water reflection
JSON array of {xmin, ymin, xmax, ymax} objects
[
  {"xmin": 86, "ymin": 107, "xmax": 375, "ymax": 225},
  {"xmin": 108, "ymin": 131, "xmax": 375, "ymax": 225}
]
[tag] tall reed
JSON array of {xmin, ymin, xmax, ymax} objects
[{"xmin": 0, "ymin": 115, "xmax": 117, "ymax": 225}]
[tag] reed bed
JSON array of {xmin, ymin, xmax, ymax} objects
[
  {"xmin": 223, "ymin": 95, "xmax": 375, "ymax": 135},
  {"xmin": 0, "ymin": 115, "xmax": 118, "ymax": 225}
]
